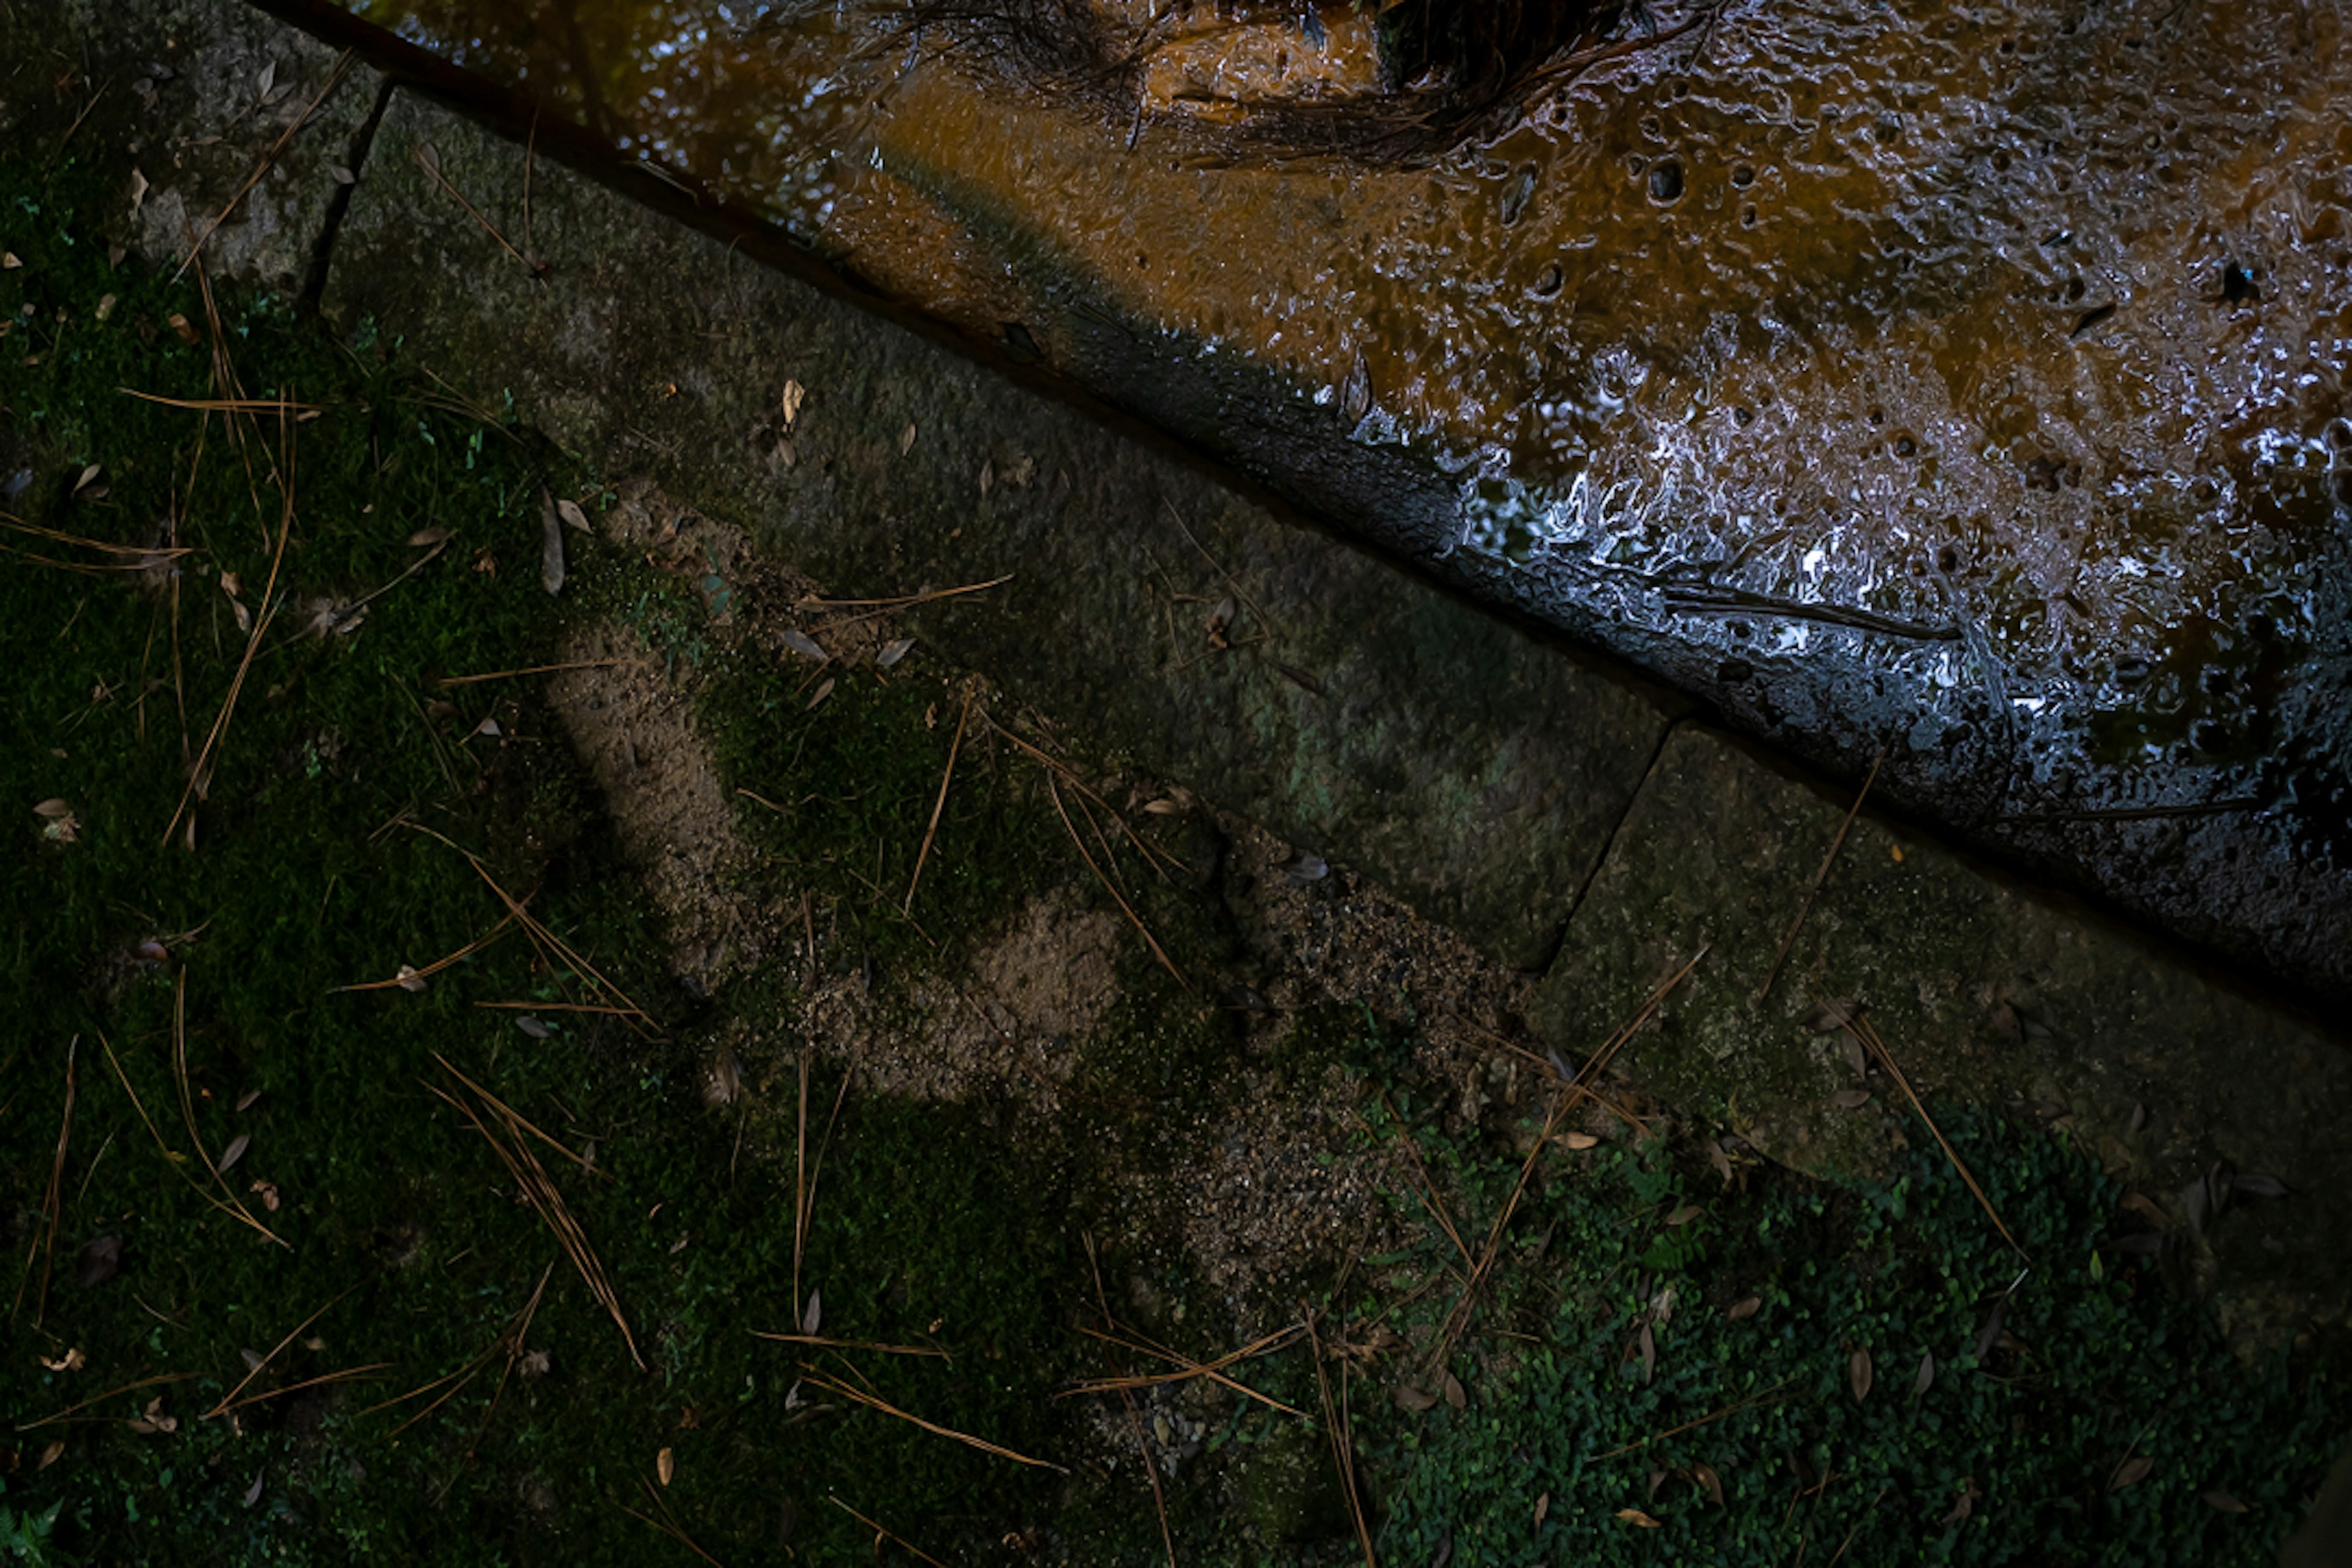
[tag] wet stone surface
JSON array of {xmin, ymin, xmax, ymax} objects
[
  {"xmin": 320, "ymin": 85, "xmax": 1678, "ymax": 971},
  {"xmin": 298, "ymin": 0, "xmax": 2352, "ymax": 999},
  {"xmin": 17, "ymin": 0, "xmax": 2347, "ymax": 1346},
  {"xmin": 53, "ymin": 0, "xmax": 386, "ymax": 298}
]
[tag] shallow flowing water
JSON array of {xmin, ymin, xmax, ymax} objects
[{"xmin": 326, "ymin": 0, "xmax": 2352, "ymax": 987}]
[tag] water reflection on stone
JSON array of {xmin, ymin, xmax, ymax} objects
[{"xmin": 334, "ymin": 0, "xmax": 2352, "ymax": 992}]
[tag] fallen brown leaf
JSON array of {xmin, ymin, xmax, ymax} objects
[
  {"xmin": 2201, "ymin": 1490, "xmax": 2247, "ymax": 1513},
  {"xmin": 1725, "ymin": 1295, "xmax": 1762, "ymax": 1322},
  {"xmin": 1615, "ymin": 1508, "xmax": 1661, "ymax": 1528},
  {"xmin": 656, "ymin": 1446, "xmax": 675, "ymax": 1487},
  {"xmin": 1849, "ymin": 1346, "xmax": 1873, "ymax": 1402},
  {"xmin": 1706, "ymin": 1139, "xmax": 1734, "ymax": 1184},
  {"xmin": 2111, "ymin": 1455, "xmax": 2153, "ymax": 1491},
  {"xmin": 1393, "ymin": 1382, "xmax": 1438, "ymax": 1412}
]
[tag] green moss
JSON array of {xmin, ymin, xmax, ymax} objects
[
  {"xmin": 1345, "ymin": 1097, "xmax": 2350, "ymax": 1567},
  {"xmin": 0, "ymin": 150, "xmax": 1147, "ymax": 1567},
  {"xmin": 702, "ymin": 656, "xmax": 1066, "ymax": 976},
  {"xmin": 10, "ymin": 105, "xmax": 2340, "ymax": 1568}
]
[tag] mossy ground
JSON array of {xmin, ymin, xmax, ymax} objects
[
  {"xmin": 4, "ymin": 135, "xmax": 2348, "ymax": 1568},
  {"xmin": 0, "ymin": 147, "xmax": 1121, "ymax": 1564}
]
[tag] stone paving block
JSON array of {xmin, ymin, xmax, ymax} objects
[
  {"xmin": 320, "ymin": 88, "xmax": 1678, "ymax": 969},
  {"xmin": 1532, "ymin": 721, "xmax": 2352, "ymax": 1341},
  {"xmin": 0, "ymin": 0, "xmax": 386, "ymax": 296}
]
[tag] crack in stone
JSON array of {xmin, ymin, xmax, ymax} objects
[{"xmin": 298, "ymin": 73, "xmax": 395, "ymax": 316}]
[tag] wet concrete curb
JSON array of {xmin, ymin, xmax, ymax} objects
[
  {"xmin": 1533, "ymin": 722, "xmax": 2352, "ymax": 1345},
  {"xmin": 9, "ymin": 0, "xmax": 2350, "ymax": 1341}
]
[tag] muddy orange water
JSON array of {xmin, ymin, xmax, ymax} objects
[{"xmin": 330, "ymin": 0, "xmax": 2352, "ymax": 991}]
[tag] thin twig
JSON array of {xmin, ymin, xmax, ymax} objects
[
  {"xmin": 1592, "ymin": 1377, "xmax": 1799, "ymax": 1460},
  {"xmin": 799, "ymin": 1068, "xmax": 852, "ymax": 1310},
  {"xmin": 796, "ymin": 575, "xmax": 1016, "ymax": 610},
  {"xmin": 331, "ymin": 913, "xmax": 515, "ymax": 993},
  {"xmin": 437, "ymin": 657, "xmax": 649, "ymax": 687},
  {"xmin": 620, "ymin": 1479, "xmax": 729, "ymax": 1567},
  {"xmin": 905, "ymin": 682, "xmax": 972, "ymax": 915},
  {"xmin": 1303, "ymin": 1308, "xmax": 1377, "ymax": 1568},
  {"xmin": 472, "ymin": 1000, "xmax": 643, "ymax": 1017},
  {"xmin": 23, "ymin": 1037, "xmax": 76, "ymax": 1328},
  {"xmin": 1047, "ymin": 773, "xmax": 1187, "ymax": 991},
  {"xmin": 431, "ymin": 1053, "xmax": 599, "ymax": 1175},
  {"xmin": 95, "ymin": 1033, "xmax": 284, "ymax": 1246},
  {"xmin": 203, "ymin": 1286, "xmax": 358, "ymax": 1417},
  {"xmin": 1378, "ymin": 1093, "xmax": 1472, "ymax": 1270},
  {"xmin": 0, "ymin": 515, "xmax": 193, "ymax": 558},
  {"xmin": 1431, "ymin": 952, "xmax": 1709, "ymax": 1366},
  {"xmin": 212, "ymin": 1362, "xmax": 393, "ymax": 1417},
  {"xmin": 801, "ymin": 1368, "xmax": 1068, "ymax": 1471},
  {"xmin": 15, "ymin": 1372, "xmax": 195, "ymax": 1432},
  {"xmin": 1163, "ymin": 496, "xmax": 1280, "ymax": 640},
  {"xmin": 119, "ymin": 389, "xmax": 325, "ymax": 415},
  {"xmin": 360, "ymin": 1262, "xmax": 554, "ymax": 1433},
  {"xmin": 1432, "ymin": 1090, "xmax": 1570, "ymax": 1368},
  {"xmin": 1067, "ymin": 1325, "xmax": 1306, "ymax": 1417},
  {"xmin": 172, "ymin": 974, "xmax": 282, "ymax": 1240},
  {"xmin": 1447, "ymin": 1009, "xmax": 1653, "ymax": 1136},
  {"xmin": 1082, "ymin": 1237, "xmax": 1175, "ymax": 1568},
  {"xmin": 162, "ymin": 404, "xmax": 298, "ymax": 849},
  {"xmin": 1561, "ymin": 946, "xmax": 1710, "ymax": 1118},
  {"xmin": 828, "ymin": 1498, "xmax": 949, "ymax": 1568},
  {"xmin": 432, "ymin": 1074, "xmax": 642, "ymax": 1368},
  {"xmin": 175, "ymin": 54, "xmax": 356, "ymax": 279},
  {"xmin": 1757, "ymin": 745, "xmax": 1887, "ymax": 1003},
  {"xmin": 981, "ymin": 710, "xmax": 1175, "ymax": 878},
  {"xmin": 386, "ymin": 825, "xmax": 655, "ymax": 1031},
  {"xmin": 793, "ymin": 1049, "xmax": 810, "ymax": 1313},
  {"xmin": 410, "ymin": 144, "xmax": 541, "ymax": 279},
  {"xmin": 1819, "ymin": 997, "xmax": 2027, "ymax": 1260},
  {"xmin": 748, "ymin": 1332, "xmax": 949, "ymax": 1359},
  {"xmin": 796, "ymin": 574, "xmax": 1015, "ymax": 639}
]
